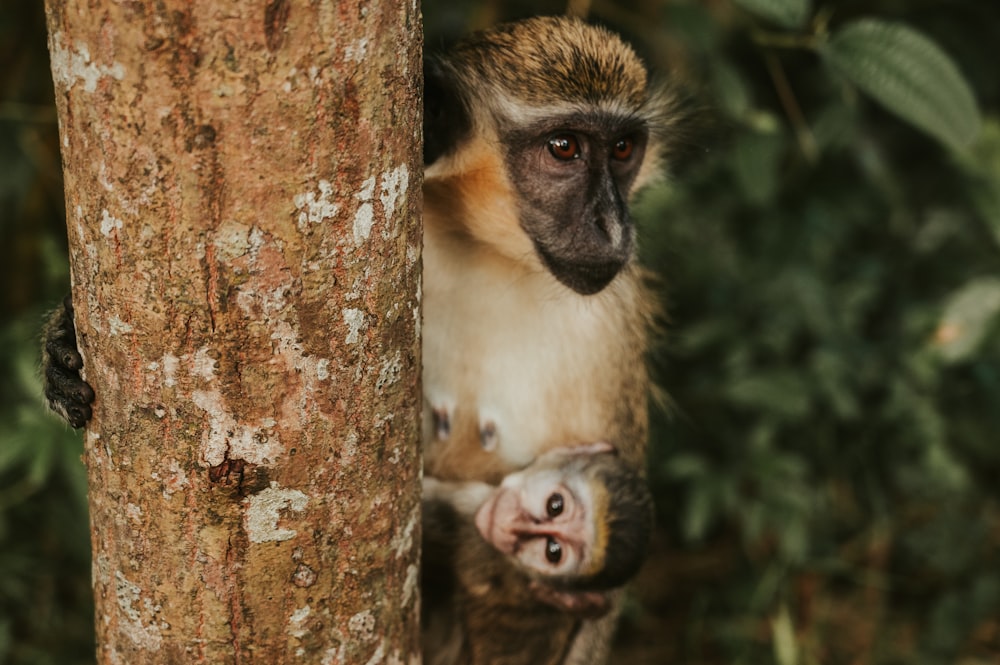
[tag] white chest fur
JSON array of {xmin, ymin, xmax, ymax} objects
[{"xmin": 422, "ymin": 228, "xmax": 638, "ymax": 473}]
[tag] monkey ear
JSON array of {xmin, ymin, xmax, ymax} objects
[
  {"xmin": 424, "ymin": 59, "xmax": 471, "ymax": 166},
  {"xmin": 528, "ymin": 581, "xmax": 612, "ymax": 619}
]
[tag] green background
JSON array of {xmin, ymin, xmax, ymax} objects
[{"xmin": 3, "ymin": 1, "xmax": 999, "ymax": 663}]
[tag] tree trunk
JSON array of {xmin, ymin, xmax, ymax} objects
[{"xmin": 43, "ymin": 1, "xmax": 422, "ymax": 663}]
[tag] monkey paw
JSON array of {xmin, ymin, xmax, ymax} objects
[{"xmin": 42, "ymin": 295, "xmax": 95, "ymax": 428}]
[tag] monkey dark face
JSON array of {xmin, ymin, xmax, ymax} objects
[{"xmin": 504, "ymin": 113, "xmax": 648, "ymax": 295}]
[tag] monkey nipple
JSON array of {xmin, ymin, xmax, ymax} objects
[
  {"xmin": 432, "ymin": 407, "xmax": 451, "ymax": 440},
  {"xmin": 479, "ymin": 421, "xmax": 498, "ymax": 451}
]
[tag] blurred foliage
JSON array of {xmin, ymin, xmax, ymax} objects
[
  {"xmin": 1, "ymin": 3, "xmax": 94, "ymax": 664},
  {"xmin": 429, "ymin": 0, "xmax": 1000, "ymax": 662},
  {"xmin": 617, "ymin": 0, "xmax": 1000, "ymax": 662},
  {"xmin": 3, "ymin": 0, "xmax": 999, "ymax": 663}
]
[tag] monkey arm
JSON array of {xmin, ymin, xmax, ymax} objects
[
  {"xmin": 422, "ymin": 477, "xmax": 494, "ymax": 517},
  {"xmin": 560, "ymin": 589, "xmax": 624, "ymax": 665},
  {"xmin": 41, "ymin": 294, "xmax": 94, "ymax": 428}
]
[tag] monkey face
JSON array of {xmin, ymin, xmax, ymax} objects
[
  {"xmin": 503, "ymin": 113, "xmax": 649, "ymax": 295},
  {"xmin": 474, "ymin": 455, "xmax": 602, "ymax": 581}
]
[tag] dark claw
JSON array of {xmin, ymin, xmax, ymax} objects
[
  {"xmin": 43, "ymin": 387, "xmax": 94, "ymax": 429},
  {"xmin": 46, "ymin": 336, "xmax": 84, "ymax": 370},
  {"xmin": 65, "ymin": 403, "xmax": 92, "ymax": 429},
  {"xmin": 44, "ymin": 363, "xmax": 95, "ymax": 429},
  {"xmin": 45, "ymin": 364, "xmax": 95, "ymax": 405}
]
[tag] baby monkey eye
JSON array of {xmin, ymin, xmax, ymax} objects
[
  {"xmin": 546, "ymin": 493, "xmax": 564, "ymax": 517},
  {"xmin": 545, "ymin": 537, "xmax": 563, "ymax": 564},
  {"xmin": 548, "ymin": 135, "xmax": 581, "ymax": 161},
  {"xmin": 612, "ymin": 137, "xmax": 634, "ymax": 160}
]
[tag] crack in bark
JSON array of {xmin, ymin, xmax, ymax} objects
[
  {"xmin": 225, "ymin": 535, "xmax": 246, "ymax": 663},
  {"xmin": 208, "ymin": 456, "xmax": 246, "ymax": 485},
  {"xmin": 203, "ymin": 241, "xmax": 219, "ymax": 332},
  {"xmin": 264, "ymin": 0, "xmax": 290, "ymax": 52}
]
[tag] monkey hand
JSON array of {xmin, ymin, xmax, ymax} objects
[
  {"xmin": 541, "ymin": 442, "xmax": 617, "ymax": 459},
  {"xmin": 42, "ymin": 294, "xmax": 94, "ymax": 428},
  {"xmin": 528, "ymin": 581, "xmax": 612, "ymax": 619},
  {"xmin": 422, "ymin": 476, "xmax": 495, "ymax": 517},
  {"xmin": 520, "ymin": 442, "xmax": 617, "ymax": 471}
]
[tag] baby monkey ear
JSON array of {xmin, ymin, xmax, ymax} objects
[{"xmin": 528, "ymin": 581, "xmax": 612, "ymax": 619}]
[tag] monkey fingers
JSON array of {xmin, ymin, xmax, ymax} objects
[
  {"xmin": 45, "ymin": 332, "xmax": 84, "ymax": 370},
  {"xmin": 44, "ymin": 364, "xmax": 94, "ymax": 428},
  {"xmin": 41, "ymin": 294, "xmax": 95, "ymax": 428}
]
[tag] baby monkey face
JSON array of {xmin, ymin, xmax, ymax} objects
[{"xmin": 474, "ymin": 446, "xmax": 609, "ymax": 580}]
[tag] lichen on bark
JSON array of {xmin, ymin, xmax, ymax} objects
[{"xmin": 44, "ymin": 1, "xmax": 423, "ymax": 662}]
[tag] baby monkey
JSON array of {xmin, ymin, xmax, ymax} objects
[{"xmin": 422, "ymin": 445, "xmax": 653, "ymax": 665}]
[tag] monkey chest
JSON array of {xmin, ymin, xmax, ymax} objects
[{"xmin": 421, "ymin": 280, "xmax": 622, "ymax": 482}]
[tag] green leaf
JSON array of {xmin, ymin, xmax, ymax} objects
[
  {"xmin": 711, "ymin": 59, "xmax": 752, "ymax": 119},
  {"xmin": 772, "ymin": 603, "xmax": 799, "ymax": 665},
  {"xmin": 733, "ymin": 0, "xmax": 810, "ymax": 29},
  {"xmin": 933, "ymin": 276, "xmax": 1000, "ymax": 363},
  {"xmin": 957, "ymin": 119, "xmax": 1000, "ymax": 250},
  {"xmin": 664, "ymin": 454, "xmax": 709, "ymax": 479},
  {"xmin": 731, "ymin": 129, "xmax": 786, "ymax": 206},
  {"xmin": 682, "ymin": 484, "xmax": 716, "ymax": 542},
  {"xmin": 724, "ymin": 371, "xmax": 813, "ymax": 419},
  {"xmin": 822, "ymin": 19, "xmax": 982, "ymax": 152}
]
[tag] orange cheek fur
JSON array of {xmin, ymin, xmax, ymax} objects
[{"xmin": 425, "ymin": 138, "xmax": 538, "ymax": 265}]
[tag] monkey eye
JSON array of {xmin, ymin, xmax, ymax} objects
[
  {"xmin": 612, "ymin": 137, "xmax": 634, "ymax": 161},
  {"xmin": 548, "ymin": 135, "xmax": 581, "ymax": 161},
  {"xmin": 545, "ymin": 537, "xmax": 563, "ymax": 564},
  {"xmin": 546, "ymin": 493, "xmax": 564, "ymax": 517}
]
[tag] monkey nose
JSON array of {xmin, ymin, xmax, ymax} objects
[
  {"xmin": 511, "ymin": 520, "xmax": 552, "ymax": 537},
  {"xmin": 593, "ymin": 212, "xmax": 626, "ymax": 248}
]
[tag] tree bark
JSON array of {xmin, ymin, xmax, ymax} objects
[{"xmin": 44, "ymin": 1, "xmax": 422, "ymax": 663}]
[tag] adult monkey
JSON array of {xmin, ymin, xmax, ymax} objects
[
  {"xmin": 421, "ymin": 15, "xmax": 674, "ymax": 482},
  {"xmin": 419, "ymin": 15, "xmax": 676, "ymax": 664},
  {"xmin": 44, "ymin": 14, "xmax": 675, "ymax": 663}
]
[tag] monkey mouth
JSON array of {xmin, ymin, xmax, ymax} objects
[{"xmin": 535, "ymin": 245, "xmax": 625, "ymax": 296}]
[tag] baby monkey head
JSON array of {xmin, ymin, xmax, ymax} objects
[{"xmin": 474, "ymin": 444, "xmax": 654, "ymax": 592}]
